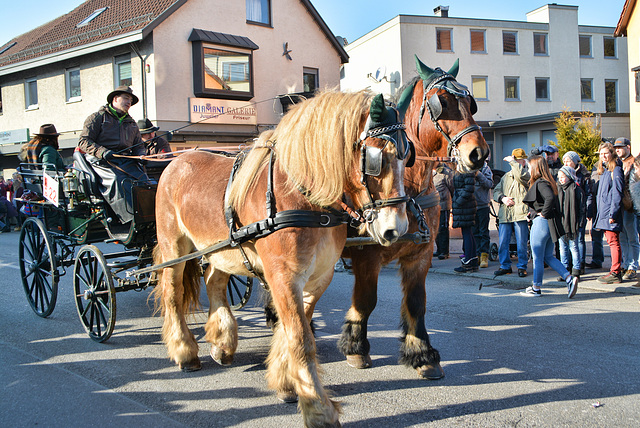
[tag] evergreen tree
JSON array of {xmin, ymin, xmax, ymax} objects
[{"xmin": 552, "ymin": 109, "xmax": 601, "ymax": 170}]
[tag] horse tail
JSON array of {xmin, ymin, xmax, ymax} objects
[{"xmin": 149, "ymin": 244, "xmax": 202, "ymax": 316}]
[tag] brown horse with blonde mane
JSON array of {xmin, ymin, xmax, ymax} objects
[
  {"xmin": 152, "ymin": 90, "xmax": 411, "ymax": 427},
  {"xmin": 338, "ymin": 56, "xmax": 490, "ymax": 379}
]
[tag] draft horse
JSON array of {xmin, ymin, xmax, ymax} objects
[
  {"xmin": 152, "ymin": 90, "xmax": 411, "ymax": 427},
  {"xmin": 338, "ymin": 56, "xmax": 490, "ymax": 379}
]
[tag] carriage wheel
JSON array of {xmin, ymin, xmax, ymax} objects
[
  {"xmin": 489, "ymin": 242, "xmax": 499, "ymax": 262},
  {"xmin": 73, "ymin": 245, "xmax": 116, "ymax": 342},
  {"xmin": 19, "ymin": 217, "xmax": 58, "ymax": 318},
  {"xmin": 227, "ymin": 275, "xmax": 253, "ymax": 310}
]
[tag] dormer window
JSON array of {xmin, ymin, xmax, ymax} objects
[{"xmin": 76, "ymin": 7, "xmax": 108, "ymax": 28}]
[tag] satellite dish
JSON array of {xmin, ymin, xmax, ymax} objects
[{"xmin": 374, "ymin": 66, "xmax": 386, "ymax": 82}]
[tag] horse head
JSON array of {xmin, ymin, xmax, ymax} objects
[
  {"xmin": 348, "ymin": 93, "xmax": 411, "ymax": 246},
  {"xmin": 397, "ymin": 55, "xmax": 489, "ymax": 172}
]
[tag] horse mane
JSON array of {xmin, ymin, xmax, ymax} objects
[{"xmin": 228, "ymin": 90, "xmax": 373, "ymax": 209}]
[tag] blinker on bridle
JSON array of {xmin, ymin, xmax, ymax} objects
[
  {"xmin": 416, "ymin": 69, "xmax": 481, "ymax": 158},
  {"xmin": 355, "ymin": 106, "xmax": 412, "ymax": 221}
]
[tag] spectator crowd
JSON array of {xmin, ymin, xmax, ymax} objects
[{"xmin": 433, "ymin": 138, "xmax": 640, "ymax": 298}]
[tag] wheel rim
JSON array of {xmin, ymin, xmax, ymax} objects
[
  {"xmin": 19, "ymin": 218, "xmax": 57, "ymax": 317},
  {"xmin": 73, "ymin": 245, "xmax": 116, "ymax": 342},
  {"xmin": 227, "ymin": 275, "xmax": 252, "ymax": 310}
]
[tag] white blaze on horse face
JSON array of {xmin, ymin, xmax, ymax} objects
[{"xmin": 366, "ymin": 157, "xmax": 409, "ymax": 246}]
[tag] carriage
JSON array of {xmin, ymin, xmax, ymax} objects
[{"xmin": 16, "ymin": 151, "xmax": 254, "ymax": 343}]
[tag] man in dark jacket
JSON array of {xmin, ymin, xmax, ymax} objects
[
  {"xmin": 433, "ymin": 163, "xmax": 454, "ymax": 259},
  {"xmin": 452, "ymin": 171, "xmax": 478, "ymax": 272},
  {"xmin": 138, "ymin": 118, "xmax": 172, "ymax": 157},
  {"xmin": 77, "ymin": 86, "xmax": 151, "ymax": 226},
  {"xmin": 474, "ymin": 160, "xmax": 493, "ymax": 268}
]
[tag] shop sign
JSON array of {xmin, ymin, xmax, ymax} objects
[
  {"xmin": 0, "ymin": 128, "xmax": 29, "ymax": 145},
  {"xmin": 189, "ymin": 98, "xmax": 257, "ymax": 125}
]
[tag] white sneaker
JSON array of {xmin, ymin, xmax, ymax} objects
[{"xmin": 567, "ymin": 276, "xmax": 578, "ymax": 299}]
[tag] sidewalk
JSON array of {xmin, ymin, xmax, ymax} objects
[{"xmin": 430, "ymin": 229, "xmax": 640, "ymax": 295}]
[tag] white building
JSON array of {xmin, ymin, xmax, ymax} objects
[{"xmin": 341, "ymin": 4, "xmax": 630, "ymax": 170}]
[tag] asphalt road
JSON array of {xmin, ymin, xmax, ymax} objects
[{"xmin": 1, "ymin": 230, "xmax": 639, "ymax": 427}]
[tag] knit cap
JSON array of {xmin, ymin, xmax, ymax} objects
[
  {"xmin": 562, "ymin": 151, "xmax": 581, "ymax": 166},
  {"xmin": 559, "ymin": 165, "xmax": 577, "ymax": 182}
]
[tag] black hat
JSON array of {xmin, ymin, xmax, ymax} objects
[
  {"xmin": 107, "ymin": 86, "xmax": 139, "ymax": 105},
  {"xmin": 137, "ymin": 118, "xmax": 159, "ymax": 134},
  {"xmin": 34, "ymin": 124, "xmax": 60, "ymax": 136},
  {"xmin": 613, "ymin": 137, "xmax": 631, "ymax": 147}
]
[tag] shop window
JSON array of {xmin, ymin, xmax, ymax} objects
[
  {"xmin": 303, "ymin": 67, "xmax": 318, "ymax": 93},
  {"xmin": 247, "ymin": 0, "xmax": 271, "ymax": 26},
  {"xmin": 65, "ymin": 67, "xmax": 81, "ymax": 102},
  {"xmin": 114, "ymin": 54, "xmax": 132, "ymax": 87},
  {"xmin": 436, "ymin": 28, "xmax": 453, "ymax": 52},
  {"xmin": 25, "ymin": 78, "xmax": 38, "ymax": 109}
]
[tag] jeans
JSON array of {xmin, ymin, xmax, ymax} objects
[
  {"xmin": 619, "ymin": 210, "xmax": 639, "ymax": 270},
  {"xmin": 605, "ymin": 230, "xmax": 622, "ymax": 274},
  {"xmin": 530, "ymin": 216, "xmax": 570, "ymax": 288},
  {"xmin": 578, "ymin": 226, "xmax": 586, "ymax": 265},
  {"xmin": 498, "ymin": 221, "xmax": 529, "ymax": 270},
  {"xmin": 559, "ymin": 235, "xmax": 581, "ymax": 271},
  {"xmin": 473, "ymin": 206, "xmax": 490, "ymax": 254},
  {"xmin": 435, "ymin": 209, "xmax": 450, "ymax": 255},
  {"xmin": 591, "ymin": 227, "xmax": 604, "ymax": 265},
  {"xmin": 461, "ymin": 226, "xmax": 477, "ymax": 261}
]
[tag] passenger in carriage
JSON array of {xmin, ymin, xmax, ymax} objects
[
  {"xmin": 20, "ymin": 124, "xmax": 66, "ymax": 172},
  {"xmin": 77, "ymin": 86, "xmax": 151, "ymax": 225},
  {"xmin": 138, "ymin": 118, "xmax": 172, "ymax": 157}
]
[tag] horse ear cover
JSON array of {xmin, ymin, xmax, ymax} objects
[
  {"xmin": 448, "ymin": 58, "xmax": 460, "ymax": 78},
  {"xmin": 369, "ymin": 94, "xmax": 388, "ymax": 125}
]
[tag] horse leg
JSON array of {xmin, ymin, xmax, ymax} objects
[
  {"xmin": 337, "ymin": 248, "xmax": 381, "ymax": 369},
  {"xmin": 398, "ymin": 253, "xmax": 444, "ymax": 379},
  {"xmin": 159, "ymin": 262, "xmax": 201, "ymax": 371},
  {"xmin": 204, "ymin": 266, "xmax": 238, "ymax": 366},
  {"xmin": 265, "ymin": 277, "xmax": 340, "ymax": 427}
]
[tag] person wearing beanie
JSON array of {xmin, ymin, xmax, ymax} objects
[
  {"xmin": 543, "ymin": 145, "xmax": 562, "ymax": 180},
  {"xmin": 613, "ymin": 137, "xmax": 639, "ymax": 280},
  {"xmin": 562, "ymin": 150, "xmax": 591, "ymax": 274},
  {"xmin": 557, "ymin": 166, "xmax": 586, "ymax": 279}
]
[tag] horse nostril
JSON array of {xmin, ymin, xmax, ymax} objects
[
  {"xmin": 383, "ymin": 229, "xmax": 399, "ymax": 242},
  {"xmin": 469, "ymin": 147, "xmax": 489, "ymax": 168}
]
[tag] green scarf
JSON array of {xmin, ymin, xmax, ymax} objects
[{"xmin": 108, "ymin": 104, "xmax": 128, "ymax": 124}]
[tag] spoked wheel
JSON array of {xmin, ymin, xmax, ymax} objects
[
  {"xmin": 73, "ymin": 245, "xmax": 116, "ymax": 342},
  {"xmin": 19, "ymin": 217, "xmax": 58, "ymax": 317},
  {"xmin": 227, "ymin": 275, "xmax": 253, "ymax": 310}
]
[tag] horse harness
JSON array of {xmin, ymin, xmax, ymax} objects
[{"xmin": 416, "ymin": 70, "xmax": 482, "ymax": 159}]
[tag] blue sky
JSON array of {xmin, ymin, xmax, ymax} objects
[{"xmin": 0, "ymin": 0, "xmax": 628, "ymax": 47}]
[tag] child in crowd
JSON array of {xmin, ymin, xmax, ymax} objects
[{"xmin": 557, "ymin": 165, "xmax": 586, "ymax": 279}]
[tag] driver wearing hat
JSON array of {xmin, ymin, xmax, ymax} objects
[{"xmin": 77, "ymin": 86, "xmax": 151, "ymax": 225}]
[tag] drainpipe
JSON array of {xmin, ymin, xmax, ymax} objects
[{"xmin": 130, "ymin": 42, "xmax": 147, "ymax": 119}]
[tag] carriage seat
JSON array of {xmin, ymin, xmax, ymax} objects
[{"xmin": 72, "ymin": 150, "xmax": 101, "ymax": 197}]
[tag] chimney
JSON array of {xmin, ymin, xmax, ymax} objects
[{"xmin": 434, "ymin": 5, "xmax": 449, "ymax": 17}]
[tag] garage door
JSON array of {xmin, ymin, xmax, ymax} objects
[{"xmin": 501, "ymin": 132, "xmax": 528, "ymax": 170}]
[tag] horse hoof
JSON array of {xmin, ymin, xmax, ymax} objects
[
  {"xmin": 418, "ymin": 363, "xmax": 445, "ymax": 380},
  {"xmin": 277, "ymin": 390, "xmax": 298, "ymax": 403},
  {"xmin": 179, "ymin": 358, "xmax": 202, "ymax": 372},
  {"xmin": 210, "ymin": 345, "xmax": 233, "ymax": 366},
  {"xmin": 346, "ymin": 354, "xmax": 372, "ymax": 369}
]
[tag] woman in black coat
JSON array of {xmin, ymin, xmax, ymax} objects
[
  {"xmin": 522, "ymin": 156, "xmax": 578, "ymax": 298},
  {"xmin": 452, "ymin": 171, "xmax": 478, "ymax": 272}
]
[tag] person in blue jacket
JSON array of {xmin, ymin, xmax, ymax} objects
[{"xmin": 594, "ymin": 142, "xmax": 625, "ymax": 284}]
